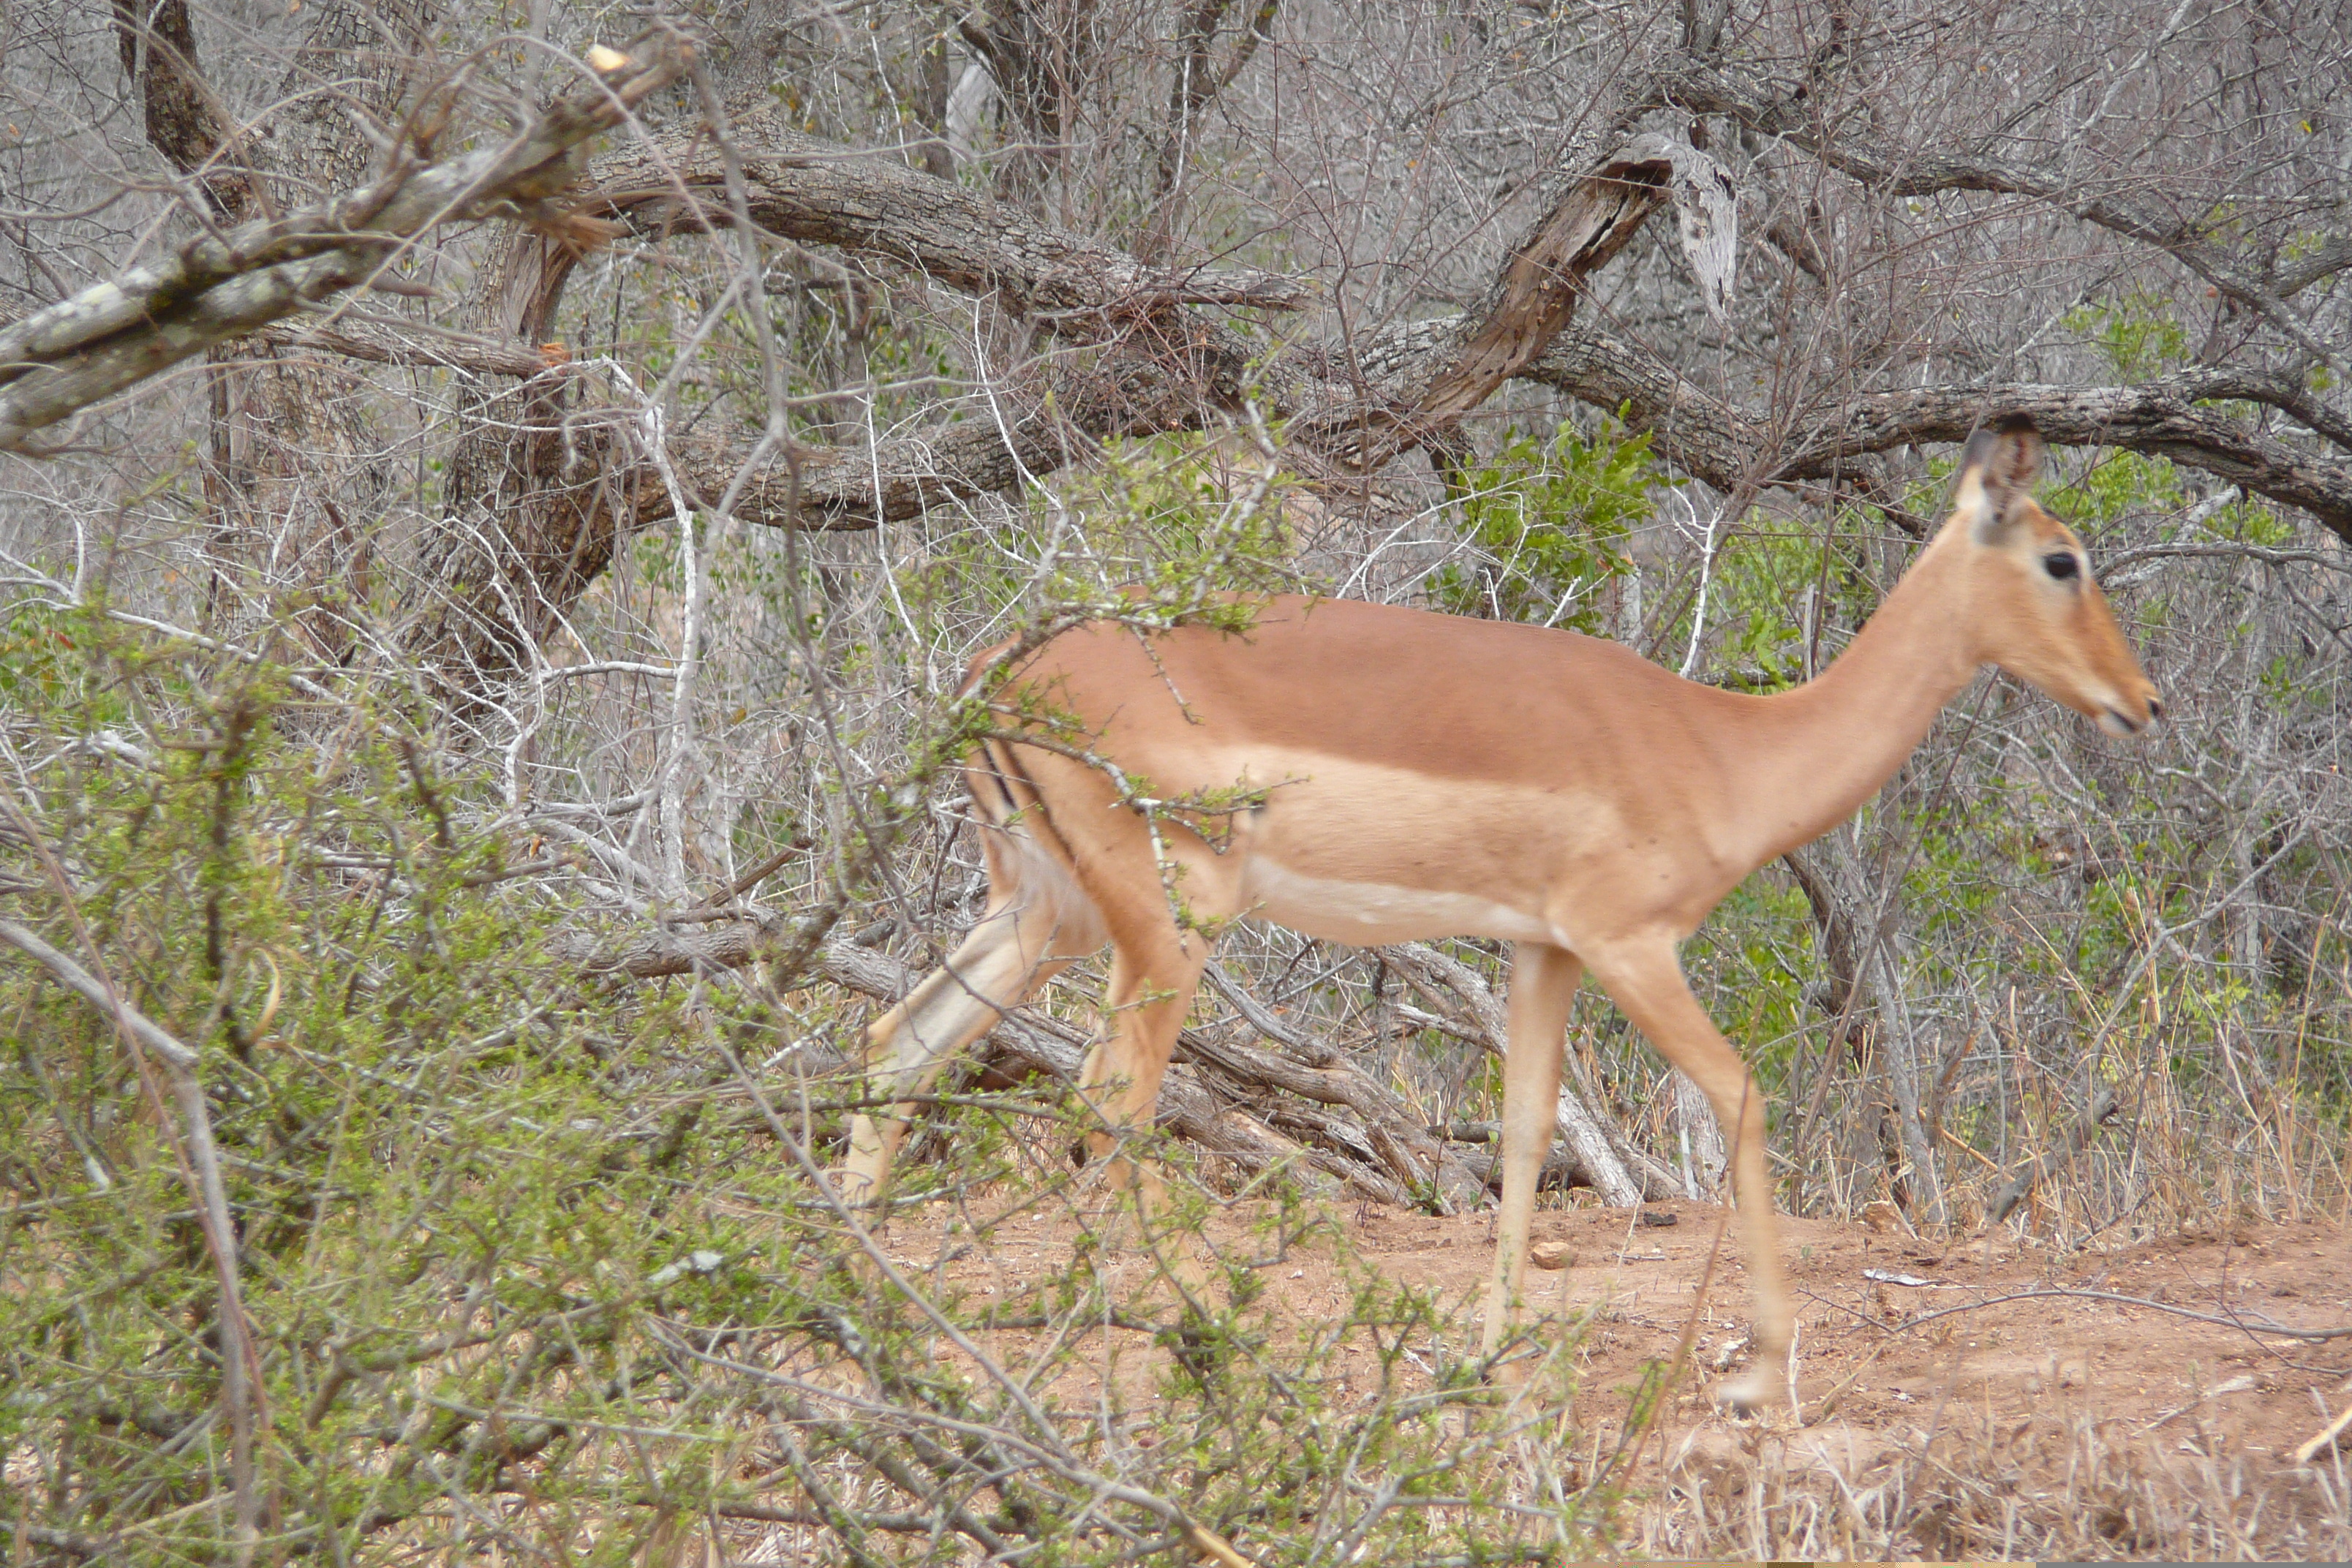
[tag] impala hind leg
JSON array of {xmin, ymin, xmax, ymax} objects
[
  {"xmin": 1069, "ymin": 925, "xmax": 1215, "ymax": 1291},
  {"xmin": 1075, "ymin": 931, "xmax": 1213, "ymax": 1180},
  {"xmin": 1584, "ymin": 937, "xmax": 1793, "ymax": 1413},
  {"xmin": 840, "ymin": 860, "xmax": 1101, "ymax": 1207},
  {"xmin": 1482, "ymin": 942, "xmax": 1583, "ymax": 1364}
]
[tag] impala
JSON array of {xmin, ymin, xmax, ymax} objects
[{"xmin": 840, "ymin": 415, "xmax": 2158, "ymax": 1409}]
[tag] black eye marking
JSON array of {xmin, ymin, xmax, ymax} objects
[{"xmin": 2042, "ymin": 551, "xmax": 2081, "ymax": 581}]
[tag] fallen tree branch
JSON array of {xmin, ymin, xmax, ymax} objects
[
  {"xmin": 1383, "ymin": 942, "xmax": 1674, "ymax": 1205},
  {"xmin": 1430, "ymin": 1122, "xmax": 1587, "ymax": 1194},
  {"xmin": 1196, "ymin": 962, "xmax": 1485, "ymax": 1210},
  {"xmin": 570, "ymin": 921, "xmax": 1415, "ymax": 1205},
  {"xmin": 828, "ymin": 942, "xmax": 1421, "ymax": 1207},
  {"xmin": 1884, "ymin": 1284, "xmax": 2352, "ymax": 1344},
  {"xmin": 568, "ymin": 919, "xmax": 1640, "ymax": 1207}
]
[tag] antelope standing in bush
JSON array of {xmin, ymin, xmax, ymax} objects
[{"xmin": 840, "ymin": 415, "xmax": 2159, "ymax": 1409}]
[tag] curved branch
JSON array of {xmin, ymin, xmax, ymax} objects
[
  {"xmin": 239, "ymin": 99, "xmax": 2350, "ymax": 558},
  {"xmin": 666, "ymin": 328, "xmax": 1236, "ymax": 529},
  {"xmin": 2277, "ymin": 235, "xmax": 2352, "ymax": 298},
  {"xmin": 1524, "ymin": 332, "xmax": 2352, "ymax": 543},
  {"xmin": 586, "ymin": 111, "xmax": 1305, "ymax": 320}
]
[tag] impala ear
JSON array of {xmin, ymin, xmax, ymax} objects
[{"xmin": 1955, "ymin": 413, "xmax": 2046, "ymax": 540}]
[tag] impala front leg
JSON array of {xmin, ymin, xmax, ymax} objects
[
  {"xmin": 1586, "ymin": 936, "xmax": 1793, "ymax": 1413},
  {"xmin": 1482, "ymin": 942, "xmax": 1582, "ymax": 1364}
]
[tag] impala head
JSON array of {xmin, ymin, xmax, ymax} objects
[{"xmin": 1949, "ymin": 414, "xmax": 2162, "ymax": 737}]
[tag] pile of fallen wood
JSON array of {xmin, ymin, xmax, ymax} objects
[
  {"xmin": 818, "ymin": 938, "xmax": 1682, "ymax": 1214},
  {"xmin": 578, "ymin": 910, "xmax": 1683, "ymax": 1211}
]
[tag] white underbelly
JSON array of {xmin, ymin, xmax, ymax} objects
[{"xmin": 1239, "ymin": 857, "xmax": 1554, "ymax": 946}]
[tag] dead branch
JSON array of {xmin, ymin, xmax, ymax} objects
[
  {"xmin": 570, "ymin": 918, "xmax": 1711, "ymax": 1208},
  {"xmin": 827, "ymin": 938, "xmax": 1422, "ymax": 1207},
  {"xmin": 225, "ymin": 105, "xmax": 2351, "ymax": 549},
  {"xmin": 1323, "ymin": 134, "xmax": 1734, "ymax": 473},
  {"xmin": 0, "ymin": 38, "xmax": 684, "ymax": 448},
  {"xmin": 1652, "ymin": 56, "xmax": 2346, "ymax": 369},
  {"xmin": 1382, "ymin": 943, "xmax": 1676, "ymax": 1205},
  {"xmin": 637, "ymin": 121, "xmax": 2351, "ymax": 540},
  {"xmin": 1882, "ymin": 1283, "xmax": 2352, "ymax": 1344},
  {"xmin": 587, "ymin": 109, "xmax": 1308, "ymax": 320},
  {"xmin": 1526, "ymin": 332, "xmax": 2352, "ymax": 543},
  {"xmin": 252, "ymin": 317, "xmax": 559, "ymax": 379},
  {"xmin": 570, "ymin": 921, "xmax": 1419, "ymax": 1205},
  {"xmin": 1194, "ymin": 963, "xmax": 1485, "ymax": 1210},
  {"xmin": 1988, "ymin": 1083, "xmax": 2122, "ymax": 1225},
  {"xmin": 668, "ymin": 334, "xmax": 1218, "ymax": 529}
]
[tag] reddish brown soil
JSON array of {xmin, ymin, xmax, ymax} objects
[
  {"xmin": 1344, "ymin": 1199, "xmax": 2348, "ymax": 1449},
  {"xmin": 871, "ymin": 1192, "xmax": 2352, "ymax": 1556},
  {"xmin": 886, "ymin": 1196, "xmax": 2351, "ymax": 1444}
]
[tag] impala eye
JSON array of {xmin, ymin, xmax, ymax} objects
[{"xmin": 2042, "ymin": 551, "xmax": 2080, "ymax": 581}]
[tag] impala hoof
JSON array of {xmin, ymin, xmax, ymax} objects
[
  {"xmin": 1711, "ymin": 1362, "xmax": 1787, "ymax": 1416},
  {"xmin": 831, "ymin": 1169, "xmax": 882, "ymax": 1213}
]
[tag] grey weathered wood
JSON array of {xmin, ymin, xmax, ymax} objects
[
  {"xmin": 0, "ymin": 41, "xmax": 683, "ymax": 449},
  {"xmin": 1382, "ymin": 943, "xmax": 1667, "ymax": 1206},
  {"xmin": 1525, "ymin": 333, "xmax": 2352, "ymax": 539},
  {"xmin": 570, "ymin": 921, "xmax": 1420, "ymax": 1205},
  {"xmin": 1988, "ymin": 1084, "xmax": 2123, "ymax": 1225}
]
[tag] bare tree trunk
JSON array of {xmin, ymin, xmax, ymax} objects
[
  {"xmin": 110, "ymin": 0, "xmax": 261, "ymax": 625},
  {"xmin": 207, "ymin": 0, "xmax": 436, "ymax": 655},
  {"xmin": 1869, "ymin": 935, "xmax": 1948, "ymax": 1228},
  {"xmin": 1139, "ymin": 0, "xmax": 1277, "ymax": 260},
  {"xmin": 412, "ymin": 233, "xmax": 648, "ymax": 700},
  {"xmin": 960, "ymin": 0, "xmax": 1100, "ymax": 213},
  {"xmin": 1670, "ymin": 1070, "xmax": 1726, "ymax": 1199}
]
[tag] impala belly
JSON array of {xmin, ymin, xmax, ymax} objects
[
  {"xmin": 1237, "ymin": 856, "xmax": 1555, "ymax": 946},
  {"xmin": 1175, "ymin": 749, "xmax": 1578, "ymax": 946}
]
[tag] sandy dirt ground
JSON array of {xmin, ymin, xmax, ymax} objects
[{"xmin": 869, "ymin": 1191, "xmax": 2352, "ymax": 1558}]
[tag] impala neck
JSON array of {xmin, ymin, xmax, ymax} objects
[{"xmin": 1727, "ymin": 529, "xmax": 1980, "ymax": 867}]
